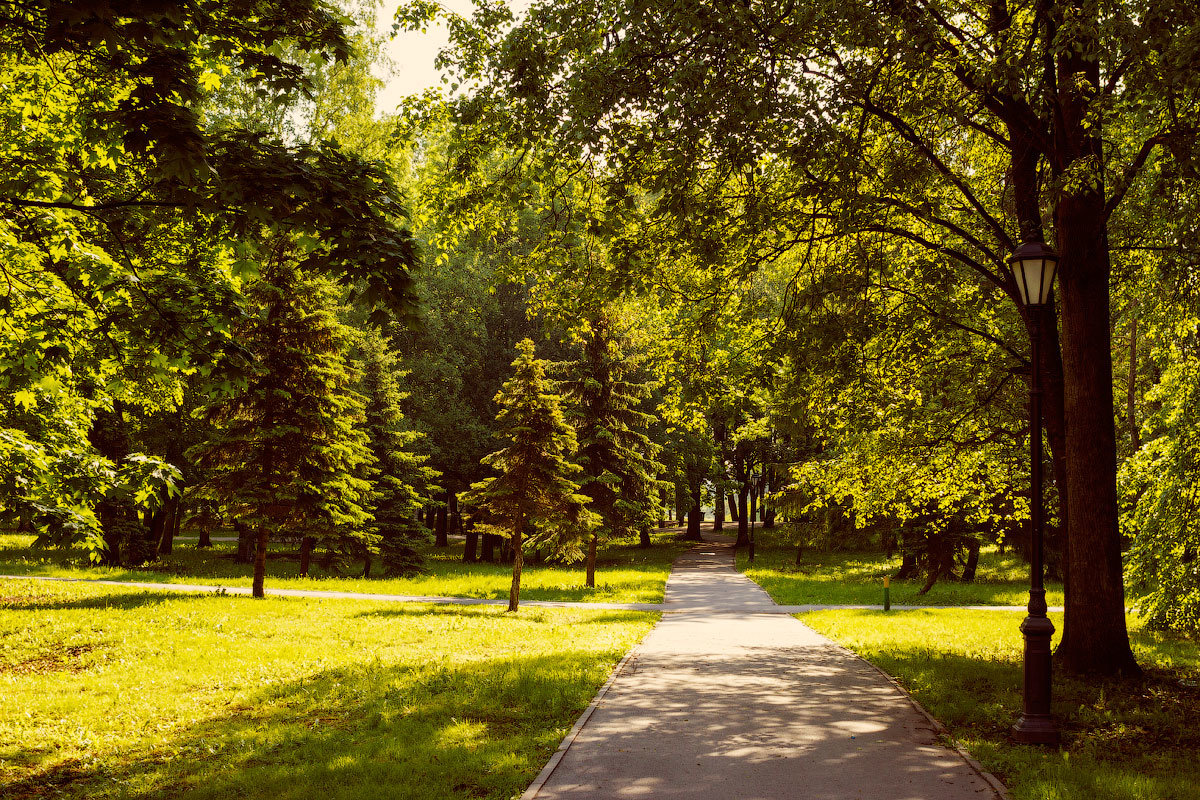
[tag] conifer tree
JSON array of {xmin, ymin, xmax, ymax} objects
[
  {"xmin": 464, "ymin": 339, "xmax": 595, "ymax": 611},
  {"xmin": 190, "ymin": 254, "xmax": 374, "ymax": 597},
  {"xmin": 357, "ymin": 328, "xmax": 438, "ymax": 577},
  {"xmin": 560, "ymin": 315, "xmax": 664, "ymax": 587}
]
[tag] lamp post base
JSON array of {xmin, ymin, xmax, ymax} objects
[
  {"xmin": 1014, "ymin": 611, "xmax": 1059, "ymax": 745},
  {"xmin": 1012, "ymin": 714, "xmax": 1060, "ymax": 744}
]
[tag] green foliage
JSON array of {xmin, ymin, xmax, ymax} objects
[
  {"xmin": 1122, "ymin": 348, "xmax": 1200, "ymax": 634},
  {"xmin": 465, "ymin": 339, "xmax": 597, "ymax": 562},
  {"xmin": 559, "ymin": 314, "xmax": 663, "ymax": 541},
  {"xmin": 357, "ymin": 328, "xmax": 437, "ymax": 576},
  {"xmin": 190, "ymin": 260, "xmax": 374, "ymax": 566}
]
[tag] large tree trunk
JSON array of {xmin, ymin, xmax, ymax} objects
[
  {"xmin": 638, "ymin": 527, "xmax": 651, "ymax": 548},
  {"xmin": 252, "ymin": 525, "xmax": 269, "ymax": 598},
  {"xmin": 1051, "ymin": 43, "xmax": 1138, "ymax": 675},
  {"xmin": 481, "ymin": 531, "xmax": 497, "ymax": 562},
  {"xmin": 508, "ymin": 523, "xmax": 524, "ymax": 612},
  {"xmin": 585, "ymin": 532, "xmax": 598, "ymax": 588},
  {"xmin": 727, "ymin": 493, "xmax": 739, "ymax": 523},
  {"xmin": 198, "ymin": 527, "xmax": 212, "ymax": 549}
]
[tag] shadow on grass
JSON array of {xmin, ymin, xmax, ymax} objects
[
  {"xmin": 811, "ymin": 610, "xmax": 1200, "ymax": 800},
  {"xmin": 4, "ymin": 618, "xmax": 628, "ymax": 800},
  {"xmin": 1, "ymin": 590, "xmax": 181, "ymax": 612},
  {"xmin": 351, "ymin": 605, "xmax": 653, "ymax": 626}
]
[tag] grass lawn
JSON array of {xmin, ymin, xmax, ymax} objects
[
  {"xmin": 802, "ymin": 608, "xmax": 1200, "ymax": 800},
  {"xmin": 0, "ymin": 577, "xmax": 656, "ymax": 800},
  {"xmin": 737, "ymin": 530, "xmax": 1064, "ymax": 606},
  {"xmin": 0, "ymin": 531, "xmax": 689, "ymax": 603}
]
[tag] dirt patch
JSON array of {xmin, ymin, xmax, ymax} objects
[{"xmin": 2, "ymin": 643, "xmax": 100, "ymax": 676}]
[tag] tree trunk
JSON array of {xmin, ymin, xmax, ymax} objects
[
  {"xmin": 962, "ymin": 539, "xmax": 981, "ymax": 583},
  {"xmin": 894, "ymin": 551, "xmax": 917, "ymax": 580},
  {"xmin": 463, "ymin": 525, "xmax": 478, "ymax": 562},
  {"xmin": 639, "ymin": 527, "xmax": 651, "ymax": 548},
  {"xmin": 1051, "ymin": 43, "xmax": 1138, "ymax": 674},
  {"xmin": 508, "ymin": 523, "xmax": 524, "ymax": 612},
  {"xmin": 435, "ymin": 490, "xmax": 450, "ymax": 547},
  {"xmin": 481, "ymin": 532, "xmax": 497, "ymax": 562},
  {"xmin": 713, "ymin": 493, "xmax": 724, "ymax": 532},
  {"xmin": 157, "ymin": 497, "xmax": 179, "ymax": 555},
  {"xmin": 362, "ymin": 553, "xmax": 371, "ymax": 578},
  {"xmin": 252, "ymin": 525, "xmax": 269, "ymax": 598},
  {"xmin": 198, "ymin": 527, "xmax": 212, "ymax": 549},
  {"xmin": 585, "ymin": 532, "xmax": 598, "ymax": 588},
  {"xmin": 234, "ymin": 521, "xmax": 255, "ymax": 563},
  {"xmin": 727, "ymin": 493, "xmax": 739, "ymax": 523},
  {"xmin": 734, "ymin": 488, "xmax": 750, "ymax": 547},
  {"xmin": 299, "ymin": 536, "xmax": 315, "ymax": 577},
  {"xmin": 684, "ymin": 475, "xmax": 704, "ymax": 541}
]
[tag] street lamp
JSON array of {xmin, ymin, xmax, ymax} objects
[{"xmin": 1010, "ymin": 238, "xmax": 1061, "ymax": 745}]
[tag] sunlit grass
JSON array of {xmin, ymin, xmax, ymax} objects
[
  {"xmin": 0, "ymin": 531, "xmax": 688, "ymax": 603},
  {"xmin": 0, "ymin": 578, "xmax": 656, "ymax": 799},
  {"xmin": 802, "ymin": 608, "xmax": 1200, "ymax": 800},
  {"xmin": 737, "ymin": 529, "xmax": 1064, "ymax": 606}
]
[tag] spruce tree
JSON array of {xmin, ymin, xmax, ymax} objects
[
  {"xmin": 357, "ymin": 328, "xmax": 438, "ymax": 577},
  {"xmin": 463, "ymin": 339, "xmax": 595, "ymax": 611},
  {"xmin": 190, "ymin": 257, "xmax": 374, "ymax": 597},
  {"xmin": 560, "ymin": 315, "xmax": 664, "ymax": 587}
]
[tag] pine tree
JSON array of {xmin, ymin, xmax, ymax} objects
[
  {"xmin": 190, "ymin": 256, "xmax": 374, "ymax": 597},
  {"xmin": 560, "ymin": 315, "xmax": 664, "ymax": 587},
  {"xmin": 358, "ymin": 328, "xmax": 438, "ymax": 577},
  {"xmin": 463, "ymin": 338, "xmax": 595, "ymax": 611}
]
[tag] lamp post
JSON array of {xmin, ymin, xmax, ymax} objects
[{"xmin": 1009, "ymin": 239, "xmax": 1061, "ymax": 745}]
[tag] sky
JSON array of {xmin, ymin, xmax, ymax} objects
[{"xmin": 371, "ymin": 1, "xmax": 523, "ymax": 115}]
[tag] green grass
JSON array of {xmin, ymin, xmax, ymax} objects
[
  {"xmin": 0, "ymin": 577, "xmax": 656, "ymax": 800},
  {"xmin": 801, "ymin": 608, "xmax": 1200, "ymax": 800},
  {"xmin": 737, "ymin": 531, "xmax": 1064, "ymax": 606},
  {"xmin": 0, "ymin": 531, "xmax": 689, "ymax": 603}
]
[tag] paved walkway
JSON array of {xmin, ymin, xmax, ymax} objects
[{"xmin": 523, "ymin": 538, "xmax": 1006, "ymax": 800}]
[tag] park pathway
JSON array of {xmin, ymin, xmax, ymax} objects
[{"xmin": 523, "ymin": 537, "xmax": 1006, "ymax": 800}]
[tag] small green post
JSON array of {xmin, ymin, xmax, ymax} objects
[{"xmin": 883, "ymin": 575, "xmax": 891, "ymax": 611}]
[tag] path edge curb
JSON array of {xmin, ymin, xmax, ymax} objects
[
  {"xmin": 826, "ymin": 635, "xmax": 1013, "ymax": 800},
  {"xmin": 519, "ymin": 626, "xmax": 651, "ymax": 800}
]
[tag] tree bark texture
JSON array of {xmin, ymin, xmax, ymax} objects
[
  {"xmin": 713, "ymin": 493, "xmax": 724, "ymax": 532},
  {"xmin": 1051, "ymin": 41, "xmax": 1138, "ymax": 673}
]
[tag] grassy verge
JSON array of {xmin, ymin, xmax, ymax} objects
[
  {"xmin": 802, "ymin": 608, "xmax": 1200, "ymax": 800},
  {"xmin": 0, "ymin": 531, "xmax": 689, "ymax": 603},
  {"xmin": 736, "ymin": 531, "xmax": 1064, "ymax": 606},
  {"xmin": 0, "ymin": 577, "xmax": 656, "ymax": 800}
]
